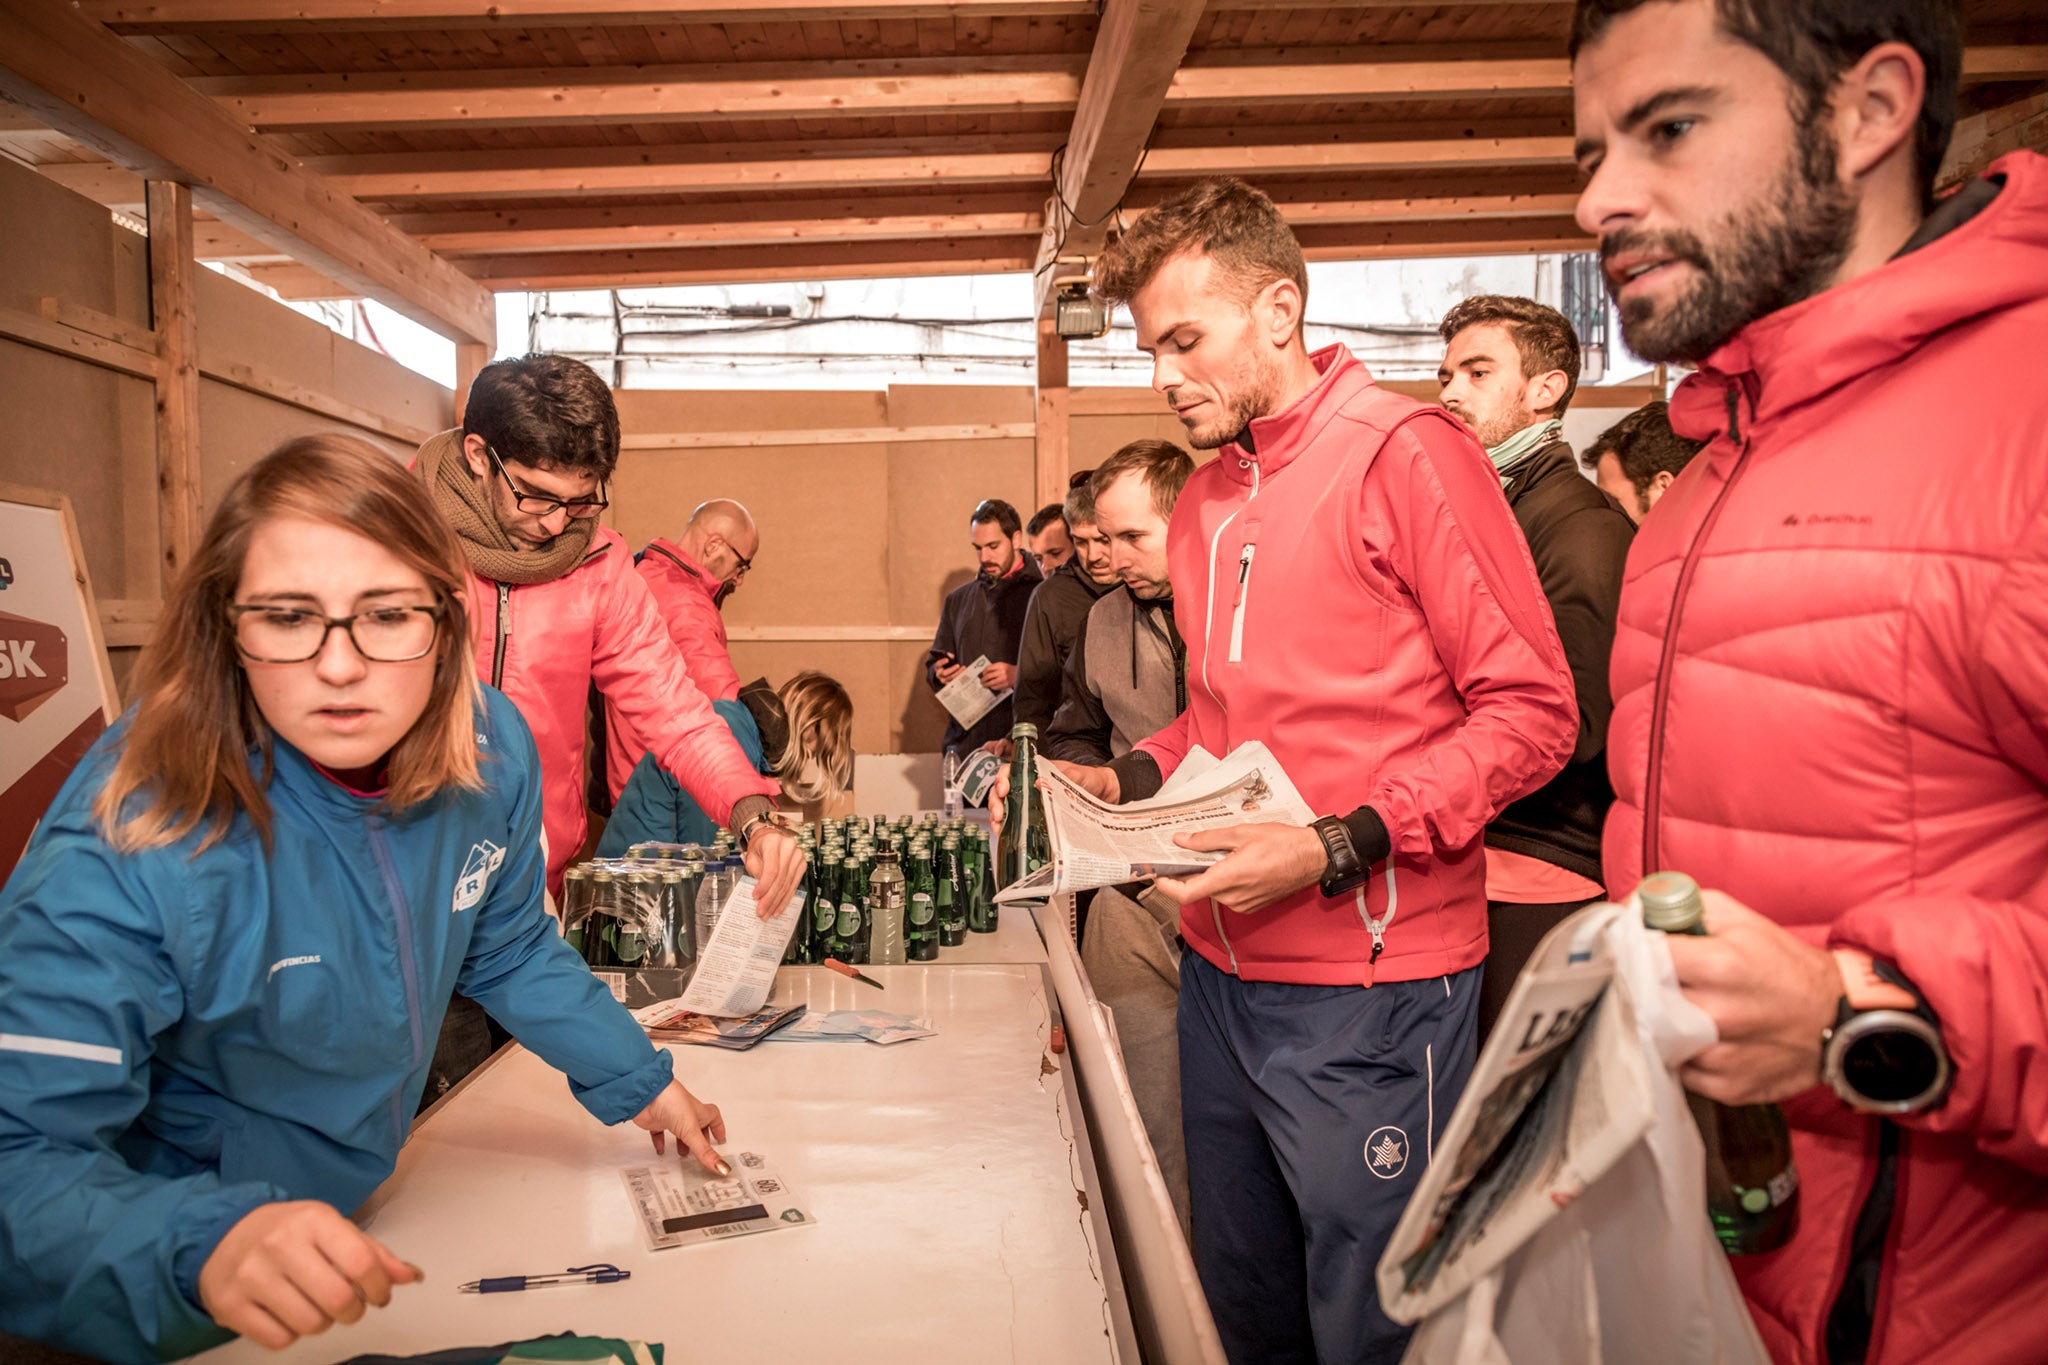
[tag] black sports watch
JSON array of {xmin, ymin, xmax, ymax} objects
[
  {"xmin": 1821, "ymin": 954, "xmax": 1951, "ymax": 1115},
  {"xmin": 1311, "ymin": 816, "xmax": 1370, "ymax": 898}
]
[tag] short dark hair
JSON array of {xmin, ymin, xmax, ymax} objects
[
  {"xmin": 1439, "ymin": 295, "xmax": 1582, "ymax": 417},
  {"xmin": 1092, "ymin": 178, "xmax": 1308, "ymax": 312},
  {"xmin": 1089, "ymin": 439, "xmax": 1195, "ymax": 520},
  {"xmin": 462, "ymin": 353, "xmax": 621, "ymax": 479},
  {"xmin": 1579, "ymin": 400, "xmax": 1707, "ymax": 495},
  {"xmin": 1064, "ymin": 479, "xmax": 1098, "ymax": 529},
  {"xmin": 1026, "ymin": 503, "xmax": 1068, "ymax": 538},
  {"xmin": 970, "ymin": 499, "xmax": 1022, "ymax": 536},
  {"xmin": 1569, "ymin": 0, "xmax": 1964, "ymax": 205}
]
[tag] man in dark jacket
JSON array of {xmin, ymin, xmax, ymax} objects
[
  {"xmin": 1438, "ymin": 295, "xmax": 1635, "ymax": 1039},
  {"xmin": 1013, "ymin": 474, "xmax": 1119, "ymax": 735},
  {"xmin": 925, "ymin": 498, "xmax": 1041, "ymax": 753},
  {"xmin": 1043, "ymin": 439, "xmax": 1195, "ymax": 1233}
]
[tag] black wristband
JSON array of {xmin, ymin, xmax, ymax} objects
[
  {"xmin": 1338, "ymin": 806, "xmax": 1392, "ymax": 870},
  {"xmin": 1104, "ymin": 750, "xmax": 1163, "ymax": 803},
  {"xmin": 1313, "ymin": 816, "xmax": 1370, "ymax": 898}
]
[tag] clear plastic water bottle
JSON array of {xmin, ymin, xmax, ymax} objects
[
  {"xmin": 694, "ymin": 855, "xmax": 738, "ymax": 952},
  {"xmin": 942, "ymin": 745, "xmax": 963, "ymax": 820}
]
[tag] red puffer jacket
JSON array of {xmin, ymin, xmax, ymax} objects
[
  {"xmin": 1134, "ymin": 344, "xmax": 1576, "ymax": 987},
  {"xmin": 603, "ymin": 539, "xmax": 742, "ymax": 803},
  {"xmin": 470, "ymin": 526, "xmax": 778, "ymax": 895},
  {"xmin": 1604, "ymin": 153, "xmax": 2048, "ymax": 1364}
]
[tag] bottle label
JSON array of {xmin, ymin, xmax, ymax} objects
[
  {"xmin": 813, "ymin": 900, "xmax": 837, "ymax": 934},
  {"xmin": 910, "ymin": 893, "xmax": 934, "ymax": 925},
  {"xmin": 836, "ymin": 906, "xmax": 863, "ymax": 937}
]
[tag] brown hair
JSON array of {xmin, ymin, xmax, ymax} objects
[
  {"xmin": 1091, "ymin": 179, "xmax": 1308, "ymax": 311},
  {"xmin": 772, "ymin": 671, "xmax": 854, "ymax": 805},
  {"xmin": 1089, "ymin": 439, "xmax": 1195, "ymax": 520},
  {"xmin": 1438, "ymin": 295, "xmax": 1582, "ymax": 417},
  {"xmin": 1569, "ymin": 0, "xmax": 1963, "ymax": 206},
  {"xmin": 1578, "ymin": 400, "xmax": 1708, "ymax": 492},
  {"xmin": 1064, "ymin": 477, "xmax": 1098, "ymax": 529},
  {"xmin": 463, "ymin": 353, "xmax": 622, "ymax": 478},
  {"xmin": 94, "ymin": 435, "xmax": 482, "ymax": 852}
]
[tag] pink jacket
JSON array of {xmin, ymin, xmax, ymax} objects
[
  {"xmin": 1135, "ymin": 345, "xmax": 1577, "ymax": 986},
  {"xmin": 603, "ymin": 539, "xmax": 742, "ymax": 802},
  {"xmin": 1604, "ymin": 154, "xmax": 2048, "ymax": 1365},
  {"xmin": 470, "ymin": 526, "xmax": 777, "ymax": 894}
]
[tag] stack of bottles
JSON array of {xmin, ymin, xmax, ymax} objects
[{"xmin": 558, "ymin": 818, "xmax": 1006, "ymax": 983}]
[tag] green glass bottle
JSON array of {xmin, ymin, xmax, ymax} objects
[
  {"xmin": 967, "ymin": 829, "xmax": 998, "ymax": 934},
  {"xmin": 815, "ymin": 853, "xmax": 845, "ymax": 961},
  {"xmin": 836, "ymin": 858, "xmax": 870, "ymax": 965},
  {"xmin": 561, "ymin": 866, "xmax": 593, "ymax": 959},
  {"xmin": 907, "ymin": 842, "xmax": 939, "ymax": 962},
  {"xmin": 1639, "ymin": 871, "xmax": 1800, "ymax": 1256},
  {"xmin": 995, "ymin": 723, "xmax": 1051, "ymax": 896},
  {"xmin": 937, "ymin": 833, "xmax": 968, "ymax": 944}
]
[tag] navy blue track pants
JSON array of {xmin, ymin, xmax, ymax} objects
[{"xmin": 1179, "ymin": 952, "xmax": 1481, "ymax": 1364}]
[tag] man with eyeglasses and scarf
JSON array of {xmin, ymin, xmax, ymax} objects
[{"xmin": 413, "ymin": 355, "xmax": 799, "ymax": 1098}]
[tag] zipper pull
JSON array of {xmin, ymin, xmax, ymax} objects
[
  {"xmin": 1724, "ymin": 384, "xmax": 1742, "ymax": 445},
  {"xmin": 1368, "ymin": 918, "xmax": 1386, "ymax": 965},
  {"xmin": 1232, "ymin": 543, "xmax": 1255, "ymax": 606}
]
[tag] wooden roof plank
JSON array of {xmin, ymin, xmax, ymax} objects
[{"xmin": 0, "ymin": 0, "xmax": 495, "ymax": 342}]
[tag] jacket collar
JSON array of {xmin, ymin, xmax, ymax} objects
[
  {"xmin": 1503, "ymin": 438, "xmax": 1583, "ymax": 506},
  {"xmin": 1671, "ymin": 153, "xmax": 2046, "ymax": 448},
  {"xmin": 1220, "ymin": 344, "xmax": 1364, "ymax": 484},
  {"xmin": 645, "ymin": 538, "xmax": 720, "ymax": 605}
]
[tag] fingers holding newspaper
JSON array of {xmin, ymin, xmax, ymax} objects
[
  {"xmin": 1153, "ymin": 823, "xmax": 1327, "ymax": 914},
  {"xmin": 635, "ymin": 1079, "xmax": 731, "ymax": 1174}
]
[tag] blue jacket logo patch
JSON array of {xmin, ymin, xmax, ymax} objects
[{"xmin": 453, "ymin": 840, "xmax": 506, "ymax": 913}]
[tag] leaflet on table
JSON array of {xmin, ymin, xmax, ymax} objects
[
  {"xmin": 675, "ymin": 876, "xmax": 806, "ymax": 1018},
  {"xmin": 632, "ymin": 999, "xmax": 808, "ymax": 1049},
  {"xmin": 622, "ymin": 1151, "xmax": 815, "ymax": 1251},
  {"xmin": 993, "ymin": 741, "xmax": 1315, "ymax": 902},
  {"xmin": 768, "ymin": 1009, "xmax": 936, "ymax": 1045},
  {"xmin": 935, "ymin": 654, "xmax": 1009, "ymax": 730}
]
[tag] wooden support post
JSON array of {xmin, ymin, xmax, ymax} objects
[
  {"xmin": 1035, "ymin": 319, "xmax": 1071, "ymax": 513},
  {"xmin": 147, "ymin": 180, "xmax": 201, "ymax": 591},
  {"xmin": 453, "ymin": 340, "xmax": 490, "ymax": 425}
]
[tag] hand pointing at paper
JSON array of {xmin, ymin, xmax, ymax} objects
[{"xmin": 635, "ymin": 1079, "xmax": 730, "ymax": 1175}]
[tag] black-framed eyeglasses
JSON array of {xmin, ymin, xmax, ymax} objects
[
  {"xmin": 229, "ymin": 604, "xmax": 443, "ymax": 663},
  {"xmin": 729, "ymin": 547, "xmax": 754, "ymax": 577},
  {"xmin": 486, "ymin": 442, "xmax": 608, "ymax": 518}
]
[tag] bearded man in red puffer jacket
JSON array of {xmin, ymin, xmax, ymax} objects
[{"xmin": 1572, "ymin": 1, "xmax": 2048, "ymax": 1361}]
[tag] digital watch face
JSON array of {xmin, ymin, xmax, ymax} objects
[{"xmin": 1835, "ymin": 1011, "xmax": 1949, "ymax": 1112}]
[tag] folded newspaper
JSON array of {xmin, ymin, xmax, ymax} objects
[{"xmin": 994, "ymin": 742, "xmax": 1315, "ymax": 903}]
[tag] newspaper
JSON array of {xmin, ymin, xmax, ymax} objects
[
  {"xmin": 994, "ymin": 742, "xmax": 1315, "ymax": 902},
  {"xmin": 676, "ymin": 876, "xmax": 806, "ymax": 1018},
  {"xmin": 934, "ymin": 654, "xmax": 1009, "ymax": 730},
  {"xmin": 1379, "ymin": 905, "xmax": 1656, "ymax": 1320}
]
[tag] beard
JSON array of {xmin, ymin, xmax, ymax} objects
[
  {"xmin": 1606, "ymin": 114, "xmax": 1857, "ymax": 365},
  {"xmin": 1184, "ymin": 349, "xmax": 1282, "ymax": 450}
]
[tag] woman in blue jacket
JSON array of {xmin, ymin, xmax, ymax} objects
[{"xmin": 0, "ymin": 436, "xmax": 730, "ymax": 1362}]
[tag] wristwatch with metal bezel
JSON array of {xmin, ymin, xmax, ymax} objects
[{"xmin": 1821, "ymin": 951, "xmax": 1951, "ymax": 1115}]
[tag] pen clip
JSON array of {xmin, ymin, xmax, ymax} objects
[{"xmin": 565, "ymin": 1263, "xmax": 628, "ymax": 1280}]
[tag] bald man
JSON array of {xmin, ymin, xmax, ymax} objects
[{"xmin": 603, "ymin": 499, "xmax": 760, "ymax": 803}]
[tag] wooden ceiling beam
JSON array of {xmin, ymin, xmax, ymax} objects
[
  {"xmin": 284, "ymin": 121, "xmax": 1573, "ymax": 201},
  {"xmin": 244, "ymin": 213, "xmax": 1594, "ymax": 297},
  {"xmin": 0, "ymin": 0, "xmax": 494, "ymax": 343},
  {"xmin": 1033, "ymin": 0, "xmax": 1208, "ymax": 316},
  {"xmin": 189, "ymin": 55, "xmax": 1089, "ymax": 131},
  {"xmin": 180, "ymin": 43, "xmax": 2047, "ymax": 133},
  {"xmin": 84, "ymin": 0, "xmax": 1561, "ymax": 30}
]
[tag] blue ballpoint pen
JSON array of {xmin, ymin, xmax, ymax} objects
[{"xmin": 458, "ymin": 1263, "xmax": 632, "ymax": 1293}]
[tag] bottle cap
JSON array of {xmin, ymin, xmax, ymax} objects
[
  {"xmin": 1010, "ymin": 723, "xmax": 1039, "ymax": 740},
  {"xmin": 1638, "ymin": 870, "xmax": 1705, "ymax": 932}
]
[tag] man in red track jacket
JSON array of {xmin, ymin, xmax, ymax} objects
[
  {"xmin": 1077, "ymin": 180, "xmax": 1577, "ymax": 1363},
  {"xmin": 1574, "ymin": 1, "xmax": 2048, "ymax": 1360}
]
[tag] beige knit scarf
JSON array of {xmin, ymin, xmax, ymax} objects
[{"xmin": 415, "ymin": 429, "xmax": 596, "ymax": 585}]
